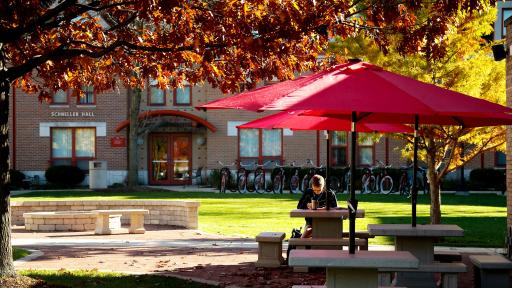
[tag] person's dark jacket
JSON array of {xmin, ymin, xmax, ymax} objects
[{"xmin": 297, "ymin": 188, "xmax": 338, "ymax": 225}]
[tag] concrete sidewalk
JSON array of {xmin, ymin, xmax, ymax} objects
[{"xmin": 12, "ymin": 225, "xmax": 504, "ymax": 254}]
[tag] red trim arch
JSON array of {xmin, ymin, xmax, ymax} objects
[{"xmin": 115, "ymin": 110, "xmax": 217, "ymax": 133}]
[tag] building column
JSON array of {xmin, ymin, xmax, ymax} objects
[{"xmin": 506, "ymin": 18, "xmax": 512, "ymax": 228}]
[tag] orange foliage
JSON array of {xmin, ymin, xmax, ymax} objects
[{"xmin": 0, "ymin": 0, "xmax": 493, "ymax": 99}]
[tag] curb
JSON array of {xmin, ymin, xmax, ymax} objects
[{"xmin": 14, "ymin": 248, "xmax": 44, "ymax": 266}]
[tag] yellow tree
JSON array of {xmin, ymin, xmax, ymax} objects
[{"xmin": 330, "ymin": 7, "xmax": 504, "ymax": 224}]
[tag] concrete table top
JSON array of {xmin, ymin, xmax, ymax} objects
[
  {"xmin": 290, "ymin": 208, "xmax": 365, "ymax": 219},
  {"xmin": 289, "ymin": 249, "xmax": 419, "ymax": 269},
  {"xmin": 367, "ymin": 224, "xmax": 464, "ymax": 237}
]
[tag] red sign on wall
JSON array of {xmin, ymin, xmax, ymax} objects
[{"xmin": 111, "ymin": 136, "xmax": 126, "ymax": 147}]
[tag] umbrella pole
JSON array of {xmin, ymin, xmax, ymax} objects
[
  {"xmin": 349, "ymin": 112, "xmax": 358, "ymax": 254},
  {"xmin": 412, "ymin": 115, "xmax": 419, "ymax": 227},
  {"xmin": 325, "ymin": 131, "xmax": 330, "ymax": 210}
]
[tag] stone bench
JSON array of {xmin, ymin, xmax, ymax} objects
[
  {"xmin": 469, "ymin": 254, "xmax": 512, "ymax": 288},
  {"xmin": 289, "ymin": 250, "xmax": 418, "ymax": 288},
  {"xmin": 288, "ymin": 238, "xmax": 369, "ymax": 272},
  {"xmin": 255, "ymin": 232, "xmax": 285, "ymax": 267},
  {"xmin": 288, "ymin": 237, "xmax": 368, "ymax": 250},
  {"xmin": 93, "ymin": 209, "xmax": 149, "ymax": 235},
  {"xmin": 291, "ymin": 286, "xmax": 406, "ymax": 288},
  {"xmin": 379, "ymin": 263, "xmax": 466, "ymax": 288},
  {"xmin": 341, "ymin": 231, "xmax": 375, "ymax": 250},
  {"xmin": 434, "ymin": 251, "xmax": 462, "ymax": 263},
  {"xmin": 23, "ymin": 211, "xmax": 96, "ymax": 231}
]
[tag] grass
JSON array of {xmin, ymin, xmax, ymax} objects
[
  {"xmin": 20, "ymin": 269, "xmax": 214, "ymax": 288},
  {"xmin": 13, "ymin": 247, "xmax": 30, "ymax": 260},
  {"xmin": 12, "ymin": 190, "xmax": 507, "ymax": 247}
]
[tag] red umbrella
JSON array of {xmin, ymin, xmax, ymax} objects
[
  {"xmin": 238, "ymin": 110, "xmax": 414, "ymax": 133},
  {"xmin": 198, "ymin": 60, "xmax": 512, "ymax": 254},
  {"xmin": 200, "ymin": 61, "xmax": 512, "ymax": 126}
]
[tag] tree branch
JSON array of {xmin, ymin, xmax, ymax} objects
[
  {"xmin": 0, "ymin": 0, "xmax": 78, "ymax": 44},
  {"xmin": 0, "ymin": 0, "xmax": 137, "ymax": 44},
  {"xmin": 4, "ymin": 39, "xmax": 227, "ymax": 81}
]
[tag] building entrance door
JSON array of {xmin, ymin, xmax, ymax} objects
[{"xmin": 149, "ymin": 134, "xmax": 192, "ymax": 185}]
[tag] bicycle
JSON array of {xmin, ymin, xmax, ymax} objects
[
  {"xmin": 397, "ymin": 166, "xmax": 412, "ymax": 197},
  {"xmin": 343, "ymin": 166, "xmax": 351, "ymax": 194},
  {"xmin": 327, "ymin": 168, "xmax": 343, "ymax": 194},
  {"xmin": 418, "ymin": 166, "xmax": 429, "ymax": 195},
  {"xmin": 361, "ymin": 166, "xmax": 377, "ymax": 194},
  {"xmin": 253, "ymin": 161, "xmax": 274, "ymax": 194},
  {"xmin": 270, "ymin": 162, "xmax": 286, "ymax": 194},
  {"xmin": 236, "ymin": 161, "xmax": 256, "ymax": 193},
  {"xmin": 217, "ymin": 161, "xmax": 236, "ymax": 193},
  {"xmin": 375, "ymin": 160, "xmax": 393, "ymax": 194},
  {"xmin": 300, "ymin": 160, "xmax": 325, "ymax": 192},
  {"xmin": 288, "ymin": 161, "xmax": 301, "ymax": 194}
]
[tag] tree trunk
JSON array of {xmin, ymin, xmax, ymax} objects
[
  {"xmin": 426, "ymin": 149, "xmax": 442, "ymax": 224},
  {"xmin": 127, "ymin": 88, "xmax": 141, "ymax": 188},
  {"xmin": 0, "ymin": 76, "xmax": 14, "ymax": 276}
]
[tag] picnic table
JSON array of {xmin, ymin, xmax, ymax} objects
[
  {"xmin": 290, "ymin": 208, "xmax": 365, "ymax": 238},
  {"xmin": 288, "ymin": 249, "xmax": 419, "ymax": 288},
  {"xmin": 367, "ymin": 224, "xmax": 464, "ymax": 288}
]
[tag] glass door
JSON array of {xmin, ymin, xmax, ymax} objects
[
  {"xmin": 149, "ymin": 134, "xmax": 192, "ymax": 185},
  {"xmin": 149, "ymin": 135, "xmax": 170, "ymax": 184},
  {"xmin": 172, "ymin": 135, "xmax": 192, "ymax": 183}
]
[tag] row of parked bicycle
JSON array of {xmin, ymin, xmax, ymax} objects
[{"xmin": 217, "ymin": 160, "xmax": 430, "ymax": 196}]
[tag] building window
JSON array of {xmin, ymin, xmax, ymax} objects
[
  {"xmin": 52, "ymin": 89, "xmax": 68, "ymax": 104},
  {"xmin": 358, "ymin": 133, "xmax": 374, "ymax": 166},
  {"xmin": 148, "ymin": 79, "xmax": 166, "ymax": 106},
  {"xmin": 495, "ymin": 151, "xmax": 506, "ymax": 167},
  {"xmin": 51, "ymin": 127, "xmax": 96, "ymax": 172},
  {"xmin": 77, "ymin": 85, "xmax": 95, "ymax": 105},
  {"xmin": 331, "ymin": 131, "xmax": 348, "ymax": 167},
  {"xmin": 239, "ymin": 128, "xmax": 282, "ymax": 164},
  {"xmin": 174, "ymin": 85, "xmax": 192, "ymax": 106}
]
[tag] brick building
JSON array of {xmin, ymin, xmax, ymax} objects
[{"xmin": 9, "ymin": 80, "xmax": 502, "ymax": 186}]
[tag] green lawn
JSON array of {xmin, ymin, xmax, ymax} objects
[
  {"xmin": 13, "ymin": 247, "xmax": 30, "ymax": 260},
  {"xmin": 12, "ymin": 190, "xmax": 507, "ymax": 247},
  {"xmin": 20, "ymin": 269, "xmax": 214, "ymax": 288}
]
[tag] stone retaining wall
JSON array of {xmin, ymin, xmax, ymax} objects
[
  {"xmin": 24, "ymin": 211, "xmax": 96, "ymax": 231},
  {"xmin": 11, "ymin": 200, "xmax": 200, "ymax": 229}
]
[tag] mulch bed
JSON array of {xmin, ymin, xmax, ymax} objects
[{"xmin": 0, "ymin": 275, "xmax": 67, "ymax": 288}]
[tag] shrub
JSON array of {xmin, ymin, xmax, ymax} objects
[
  {"xmin": 208, "ymin": 169, "xmax": 221, "ymax": 189},
  {"xmin": 9, "ymin": 169, "xmax": 26, "ymax": 189},
  {"xmin": 469, "ymin": 168, "xmax": 506, "ymax": 191},
  {"xmin": 45, "ymin": 165, "xmax": 86, "ymax": 188},
  {"xmin": 440, "ymin": 179, "xmax": 459, "ymax": 191}
]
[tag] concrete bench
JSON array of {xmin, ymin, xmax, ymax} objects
[
  {"xmin": 469, "ymin": 254, "xmax": 512, "ymax": 288},
  {"xmin": 434, "ymin": 251, "xmax": 462, "ymax": 263},
  {"xmin": 255, "ymin": 232, "xmax": 285, "ymax": 267},
  {"xmin": 291, "ymin": 286, "xmax": 405, "ymax": 288},
  {"xmin": 288, "ymin": 237, "xmax": 368, "ymax": 250},
  {"xmin": 288, "ymin": 237, "xmax": 368, "ymax": 272},
  {"xmin": 379, "ymin": 263, "xmax": 466, "ymax": 288},
  {"xmin": 289, "ymin": 250, "xmax": 418, "ymax": 287},
  {"xmin": 341, "ymin": 231, "xmax": 375, "ymax": 250},
  {"xmin": 93, "ymin": 209, "xmax": 149, "ymax": 235}
]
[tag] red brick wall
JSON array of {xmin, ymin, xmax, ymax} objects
[
  {"xmin": 12, "ymin": 86, "xmax": 129, "ymax": 172},
  {"xmin": 506, "ymin": 19, "xmax": 512, "ymax": 228}
]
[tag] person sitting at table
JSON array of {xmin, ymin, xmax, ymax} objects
[{"xmin": 297, "ymin": 174, "xmax": 338, "ymax": 238}]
